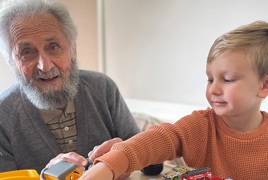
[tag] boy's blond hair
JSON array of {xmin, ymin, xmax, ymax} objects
[{"xmin": 207, "ymin": 20, "xmax": 268, "ymax": 79}]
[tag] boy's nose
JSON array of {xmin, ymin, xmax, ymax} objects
[{"xmin": 209, "ymin": 82, "xmax": 222, "ymax": 95}]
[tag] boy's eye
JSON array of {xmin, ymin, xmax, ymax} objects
[
  {"xmin": 224, "ymin": 78, "xmax": 233, "ymax": 83},
  {"xmin": 207, "ymin": 79, "xmax": 213, "ymax": 83}
]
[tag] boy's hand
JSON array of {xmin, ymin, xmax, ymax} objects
[{"xmin": 79, "ymin": 162, "xmax": 114, "ymax": 180}]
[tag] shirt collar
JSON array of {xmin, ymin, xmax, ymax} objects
[{"xmin": 39, "ymin": 100, "xmax": 76, "ymax": 123}]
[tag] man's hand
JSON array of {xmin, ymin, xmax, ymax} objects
[
  {"xmin": 88, "ymin": 137, "xmax": 122, "ymax": 160},
  {"xmin": 45, "ymin": 152, "xmax": 88, "ymax": 172}
]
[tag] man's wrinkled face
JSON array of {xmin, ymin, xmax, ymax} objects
[
  {"xmin": 9, "ymin": 13, "xmax": 78, "ymax": 109},
  {"xmin": 10, "ymin": 13, "xmax": 72, "ymax": 92}
]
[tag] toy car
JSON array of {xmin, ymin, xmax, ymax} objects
[
  {"xmin": 0, "ymin": 169, "xmax": 39, "ymax": 180},
  {"xmin": 40, "ymin": 160, "xmax": 82, "ymax": 180},
  {"xmin": 163, "ymin": 165, "xmax": 194, "ymax": 180},
  {"xmin": 163, "ymin": 165, "xmax": 233, "ymax": 180},
  {"xmin": 182, "ymin": 167, "xmax": 233, "ymax": 180},
  {"xmin": 181, "ymin": 167, "xmax": 212, "ymax": 180}
]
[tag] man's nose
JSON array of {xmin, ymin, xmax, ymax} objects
[{"xmin": 37, "ymin": 53, "xmax": 54, "ymax": 72}]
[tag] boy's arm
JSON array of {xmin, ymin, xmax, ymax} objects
[{"xmin": 79, "ymin": 162, "xmax": 114, "ymax": 180}]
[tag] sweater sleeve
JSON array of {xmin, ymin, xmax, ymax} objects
[
  {"xmin": 95, "ymin": 123, "xmax": 181, "ymax": 178},
  {"xmin": 95, "ymin": 110, "xmax": 211, "ymax": 179},
  {"xmin": 95, "ymin": 110, "xmax": 268, "ymax": 180}
]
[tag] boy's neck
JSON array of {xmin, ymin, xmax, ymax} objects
[{"xmin": 222, "ymin": 111, "xmax": 263, "ymax": 132}]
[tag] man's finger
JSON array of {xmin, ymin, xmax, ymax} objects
[{"xmin": 89, "ymin": 138, "xmax": 122, "ymax": 160}]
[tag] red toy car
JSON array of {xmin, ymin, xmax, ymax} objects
[
  {"xmin": 182, "ymin": 167, "xmax": 233, "ymax": 180},
  {"xmin": 163, "ymin": 165, "xmax": 233, "ymax": 180}
]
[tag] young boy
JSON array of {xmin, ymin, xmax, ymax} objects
[{"xmin": 80, "ymin": 20, "xmax": 268, "ymax": 179}]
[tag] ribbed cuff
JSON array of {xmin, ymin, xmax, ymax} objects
[{"xmin": 95, "ymin": 149, "xmax": 129, "ymax": 179}]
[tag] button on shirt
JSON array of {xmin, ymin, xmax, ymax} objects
[{"xmin": 39, "ymin": 100, "xmax": 77, "ymax": 153}]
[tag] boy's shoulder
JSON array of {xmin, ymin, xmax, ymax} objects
[{"xmin": 182, "ymin": 108, "xmax": 216, "ymax": 121}]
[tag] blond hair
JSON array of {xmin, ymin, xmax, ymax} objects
[{"xmin": 207, "ymin": 21, "xmax": 268, "ymax": 79}]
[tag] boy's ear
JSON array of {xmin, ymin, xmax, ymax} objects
[{"xmin": 258, "ymin": 74, "xmax": 268, "ymax": 98}]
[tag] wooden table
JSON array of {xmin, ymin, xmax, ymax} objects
[{"xmin": 127, "ymin": 163, "xmax": 173, "ymax": 180}]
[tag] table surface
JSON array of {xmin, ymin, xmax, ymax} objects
[{"xmin": 127, "ymin": 163, "xmax": 173, "ymax": 180}]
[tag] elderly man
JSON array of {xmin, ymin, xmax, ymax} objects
[{"xmin": 0, "ymin": 0, "xmax": 139, "ymax": 173}]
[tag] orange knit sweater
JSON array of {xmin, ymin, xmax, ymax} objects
[{"xmin": 96, "ymin": 109, "xmax": 268, "ymax": 179}]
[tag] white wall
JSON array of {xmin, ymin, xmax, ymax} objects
[
  {"xmin": 102, "ymin": 0, "xmax": 268, "ymax": 109},
  {"xmin": 0, "ymin": 56, "xmax": 16, "ymax": 92},
  {"xmin": 1, "ymin": 0, "xmax": 268, "ymax": 112}
]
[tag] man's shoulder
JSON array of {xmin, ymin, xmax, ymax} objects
[
  {"xmin": 0, "ymin": 84, "xmax": 22, "ymax": 121},
  {"xmin": 0, "ymin": 83, "xmax": 22, "ymax": 108},
  {"xmin": 0, "ymin": 83, "xmax": 20, "ymax": 101},
  {"xmin": 78, "ymin": 69, "xmax": 116, "ymax": 88},
  {"xmin": 77, "ymin": 70, "xmax": 119, "ymax": 102},
  {"xmin": 78, "ymin": 69, "xmax": 112, "ymax": 81}
]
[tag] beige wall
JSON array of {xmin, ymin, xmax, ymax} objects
[{"xmin": 60, "ymin": 0, "xmax": 99, "ymax": 71}]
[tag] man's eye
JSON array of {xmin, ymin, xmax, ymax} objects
[
  {"xmin": 21, "ymin": 48, "xmax": 32, "ymax": 56},
  {"xmin": 20, "ymin": 48, "xmax": 37, "ymax": 60},
  {"xmin": 49, "ymin": 43, "xmax": 60, "ymax": 50}
]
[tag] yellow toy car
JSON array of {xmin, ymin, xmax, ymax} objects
[
  {"xmin": 163, "ymin": 165, "xmax": 195, "ymax": 180},
  {"xmin": 0, "ymin": 159, "xmax": 91, "ymax": 180},
  {"xmin": 0, "ymin": 169, "xmax": 39, "ymax": 180}
]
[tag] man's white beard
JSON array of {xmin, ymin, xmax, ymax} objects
[{"xmin": 16, "ymin": 60, "xmax": 79, "ymax": 110}]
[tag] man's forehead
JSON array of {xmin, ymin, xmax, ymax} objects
[
  {"xmin": 16, "ymin": 36, "xmax": 59, "ymax": 48},
  {"xmin": 10, "ymin": 13, "xmax": 63, "ymax": 38}
]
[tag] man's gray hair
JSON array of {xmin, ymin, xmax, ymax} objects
[{"xmin": 0, "ymin": 0, "xmax": 77, "ymax": 68}]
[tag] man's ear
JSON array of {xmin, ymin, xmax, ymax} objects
[{"xmin": 258, "ymin": 74, "xmax": 268, "ymax": 98}]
